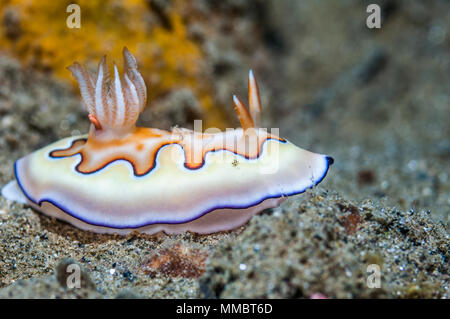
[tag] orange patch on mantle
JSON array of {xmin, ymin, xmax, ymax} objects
[{"xmin": 50, "ymin": 127, "xmax": 283, "ymax": 176}]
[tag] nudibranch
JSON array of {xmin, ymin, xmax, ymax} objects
[{"xmin": 1, "ymin": 48, "xmax": 333, "ymax": 235}]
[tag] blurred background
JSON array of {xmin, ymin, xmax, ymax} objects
[{"xmin": 0, "ymin": 0, "xmax": 448, "ymax": 222}]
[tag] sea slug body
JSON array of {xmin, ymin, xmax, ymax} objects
[{"xmin": 1, "ymin": 48, "xmax": 333, "ymax": 235}]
